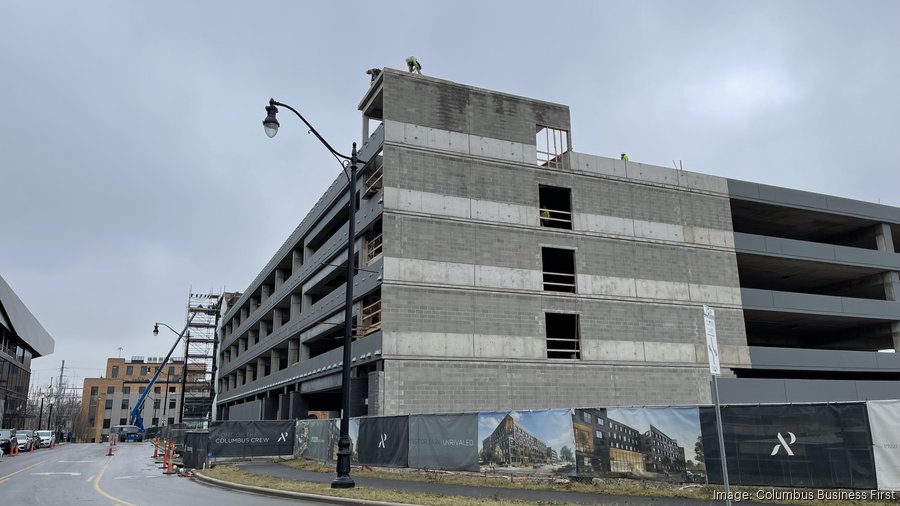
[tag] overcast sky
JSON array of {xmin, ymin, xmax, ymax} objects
[{"xmin": 2, "ymin": 1, "xmax": 898, "ymax": 389}]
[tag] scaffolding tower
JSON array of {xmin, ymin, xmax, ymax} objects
[{"xmin": 180, "ymin": 290, "xmax": 221, "ymax": 427}]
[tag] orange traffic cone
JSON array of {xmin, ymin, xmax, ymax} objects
[
  {"xmin": 30, "ymin": 443, "xmax": 34, "ymax": 453},
  {"xmin": 160, "ymin": 441, "xmax": 169, "ymax": 468},
  {"xmin": 106, "ymin": 438, "xmax": 114, "ymax": 457},
  {"xmin": 162, "ymin": 442, "xmax": 177, "ymax": 475},
  {"xmin": 50, "ymin": 438, "xmax": 55, "ymax": 449}
]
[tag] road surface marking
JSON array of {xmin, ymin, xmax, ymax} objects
[
  {"xmin": 0, "ymin": 461, "xmax": 48, "ymax": 483},
  {"xmin": 33, "ymin": 472, "xmax": 82, "ymax": 476},
  {"xmin": 114, "ymin": 475, "xmax": 162, "ymax": 480},
  {"xmin": 93, "ymin": 458, "xmax": 139, "ymax": 506}
]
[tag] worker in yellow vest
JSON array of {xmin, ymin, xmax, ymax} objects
[
  {"xmin": 621, "ymin": 153, "xmax": 629, "ymax": 161},
  {"xmin": 406, "ymin": 56, "xmax": 422, "ymax": 75}
]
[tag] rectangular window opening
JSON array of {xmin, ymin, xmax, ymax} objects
[
  {"xmin": 539, "ymin": 186, "xmax": 572, "ymax": 230},
  {"xmin": 542, "ymin": 247, "xmax": 576, "ymax": 293},
  {"xmin": 536, "ymin": 126, "xmax": 570, "ymax": 169},
  {"xmin": 365, "ymin": 219, "xmax": 383, "ymax": 265},
  {"xmin": 360, "ymin": 290, "xmax": 382, "ymax": 337},
  {"xmin": 363, "ymin": 150, "xmax": 384, "ymax": 198},
  {"xmin": 545, "ymin": 313, "xmax": 581, "ymax": 359}
]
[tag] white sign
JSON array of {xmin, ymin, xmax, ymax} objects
[{"xmin": 703, "ymin": 305, "xmax": 721, "ymax": 376}]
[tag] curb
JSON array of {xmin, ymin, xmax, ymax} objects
[{"xmin": 192, "ymin": 470, "xmax": 416, "ymax": 506}]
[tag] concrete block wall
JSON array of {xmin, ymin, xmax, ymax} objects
[
  {"xmin": 379, "ymin": 359, "xmax": 712, "ymax": 415},
  {"xmin": 381, "ymin": 71, "xmax": 570, "ymax": 145},
  {"xmin": 372, "ymin": 72, "xmax": 748, "ymax": 414}
]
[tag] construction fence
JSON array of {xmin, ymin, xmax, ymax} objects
[{"xmin": 289, "ymin": 400, "xmax": 900, "ymax": 491}]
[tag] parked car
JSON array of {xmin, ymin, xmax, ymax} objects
[
  {"xmin": 36, "ymin": 430, "xmax": 53, "ymax": 448},
  {"xmin": 16, "ymin": 430, "xmax": 37, "ymax": 452},
  {"xmin": 0, "ymin": 428, "xmax": 15, "ymax": 455}
]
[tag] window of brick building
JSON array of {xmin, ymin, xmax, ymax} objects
[
  {"xmin": 545, "ymin": 313, "xmax": 581, "ymax": 359},
  {"xmin": 539, "ymin": 186, "xmax": 572, "ymax": 229},
  {"xmin": 542, "ymin": 247, "xmax": 576, "ymax": 293},
  {"xmin": 102, "ymin": 419, "xmax": 110, "ymax": 429},
  {"xmin": 536, "ymin": 126, "xmax": 570, "ymax": 169}
]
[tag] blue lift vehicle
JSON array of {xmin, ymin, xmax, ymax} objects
[{"xmin": 128, "ymin": 316, "xmax": 194, "ymax": 434}]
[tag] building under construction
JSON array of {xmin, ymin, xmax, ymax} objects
[
  {"xmin": 214, "ymin": 69, "xmax": 900, "ymax": 421},
  {"xmin": 180, "ymin": 291, "xmax": 220, "ymax": 426}
]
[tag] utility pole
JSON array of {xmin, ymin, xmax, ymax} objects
[{"xmin": 57, "ymin": 361, "xmax": 65, "ymax": 403}]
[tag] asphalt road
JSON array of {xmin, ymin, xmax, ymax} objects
[{"xmin": 0, "ymin": 442, "xmax": 324, "ymax": 505}]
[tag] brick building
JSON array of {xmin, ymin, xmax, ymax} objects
[
  {"xmin": 481, "ymin": 413, "xmax": 554, "ymax": 466},
  {"xmin": 79, "ymin": 357, "xmax": 189, "ymax": 442},
  {"xmin": 215, "ymin": 69, "xmax": 900, "ymax": 421}
]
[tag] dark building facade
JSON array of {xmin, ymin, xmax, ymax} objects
[
  {"xmin": 0, "ymin": 274, "xmax": 55, "ymax": 428},
  {"xmin": 641, "ymin": 424, "xmax": 686, "ymax": 475},
  {"xmin": 482, "ymin": 414, "xmax": 554, "ymax": 466}
]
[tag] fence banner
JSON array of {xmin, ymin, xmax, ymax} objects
[
  {"xmin": 358, "ymin": 416, "xmax": 408, "ymax": 467},
  {"xmin": 572, "ymin": 407, "xmax": 704, "ymax": 483},
  {"xmin": 867, "ymin": 400, "xmax": 900, "ymax": 491},
  {"xmin": 295, "ymin": 419, "xmax": 339, "ymax": 463},
  {"xmin": 408, "ymin": 414, "xmax": 478, "ymax": 471},
  {"xmin": 208, "ymin": 420, "xmax": 295, "ymax": 458},
  {"xmin": 478, "ymin": 409, "xmax": 575, "ymax": 474},
  {"xmin": 700, "ymin": 403, "xmax": 876, "ymax": 489}
]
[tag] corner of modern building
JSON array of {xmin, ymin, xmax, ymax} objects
[
  {"xmin": 214, "ymin": 68, "xmax": 900, "ymax": 421},
  {"xmin": 0, "ymin": 274, "xmax": 55, "ymax": 428}
]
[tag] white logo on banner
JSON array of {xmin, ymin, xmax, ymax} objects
[
  {"xmin": 277, "ymin": 432, "xmax": 289, "ymax": 443},
  {"xmin": 378, "ymin": 433, "xmax": 388, "ymax": 449},
  {"xmin": 771, "ymin": 432, "xmax": 796, "ymax": 456}
]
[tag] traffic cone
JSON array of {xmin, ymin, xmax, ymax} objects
[
  {"xmin": 106, "ymin": 438, "xmax": 114, "ymax": 457},
  {"xmin": 30, "ymin": 443, "xmax": 34, "ymax": 453},
  {"xmin": 160, "ymin": 441, "xmax": 169, "ymax": 468},
  {"xmin": 162, "ymin": 442, "xmax": 177, "ymax": 475},
  {"xmin": 50, "ymin": 438, "xmax": 55, "ymax": 449}
]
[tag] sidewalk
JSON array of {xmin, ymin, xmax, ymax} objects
[{"xmin": 224, "ymin": 461, "xmax": 732, "ymax": 506}]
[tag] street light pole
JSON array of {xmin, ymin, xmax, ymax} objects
[
  {"xmin": 263, "ymin": 98, "xmax": 361, "ymax": 489},
  {"xmin": 47, "ymin": 398, "xmax": 55, "ymax": 435},
  {"xmin": 38, "ymin": 392, "xmax": 45, "ymax": 431}
]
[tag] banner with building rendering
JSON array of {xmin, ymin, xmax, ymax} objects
[
  {"xmin": 699, "ymin": 403, "xmax": 876, "ymax": 489},
  {"xmin": 208, "ymin": 420, "xmax": 295, "ymax": 458},
  {"xmin": 408, "ymin": 413, "xmax": 479, "ymax": 471},
  {"xmin": 478, "ymin": 409, "xmax": 575, "ymax": 474},
  {"xmin": 572, "ymin": 407, "xmax": 703, "ymax": 483},
  {"xmin": 867, "ymin": 400, "xmax": 900, "ymax": 491},
  {"xmin": 357, "ymin": 415, "xmax": 409, "ymax": 467},
  {"xmin": 295, "ymin": 419, "xmax": 339, "ymax": 463}
]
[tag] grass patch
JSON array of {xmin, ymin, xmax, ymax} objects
[
  {"xmin": 201, "ymin": 464, "xmax": 556, "ymax": 506},
  {"xmin": 279, "ymin": 459, "xmax": 900, "ymax": 506}
]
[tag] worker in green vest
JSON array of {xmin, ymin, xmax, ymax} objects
[
  {"xmin": 406, "ymin": 56, "xmax": 422, "ymax": 75},
  {"xmin": 621, "ymin": 152, "xmax": 629, "ymax": 161}
]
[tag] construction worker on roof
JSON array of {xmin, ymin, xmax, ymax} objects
[
  {"xmin": 621, "ymin": 153, "xmax": 629, "ymax": 161},
  {"xmin": 406, "ymin": 56, "xmax": 422, "ymax": 75},
  {"xmin": 366, "ymin": 68, "xmax": 382, "ymax": 82}
]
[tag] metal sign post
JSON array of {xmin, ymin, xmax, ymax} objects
[{"xmin": 704, "ymin": 305, "xmax": 731, "ymax": 505}]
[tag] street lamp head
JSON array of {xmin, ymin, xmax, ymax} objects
[
  {"xmin": 152, "ymin": 323, "xmax": 159, "ymax": 336},
  {"xmin": 263, "ymin": 100, "xmax": 280, "ymax": 138}
]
